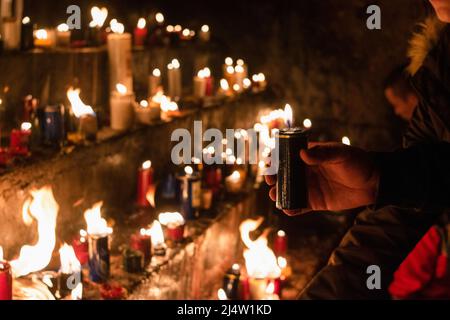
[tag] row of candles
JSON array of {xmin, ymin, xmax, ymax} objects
[
  {"xmin": 0, "ymin": 54, "xmax": 268, "ymax": 165},
  {"xmin": 11, "ymin": 7, "xmax": 210, "ymax": 52}
]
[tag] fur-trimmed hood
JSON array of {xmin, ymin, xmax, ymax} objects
[{"xmin": 407, "ymin": 16, "xmax": 446, "ymax": 76}]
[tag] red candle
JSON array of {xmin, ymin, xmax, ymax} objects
[
  {"xmin": 205, "ymin": 76, "xmax": 214, "ymax": 96},
  {"xmin": 134, "ymin": 18, "xmax": 148, "ymax": 46},
  {"xmin": 166, "ymin": 224, "xmax": 185, "ymax": 242},
  {"xmin": 137, "ymin": 160, "xmax": 154, "ymax": 207},
  {"xmin": 273, "ymin": 230, "xmax": 288, "ymax": 257},
  {"xmin": 72, "ymin": 230, "xmax": 89, "ymax": 265},
  {"xmin": 9, "ymin": 122, "xmax": 32, "ymax": 156},
  {"xmin": 0, "ymin": 248, "xmax": 12, "ymax": 300},
  {"xmin": 130, "ymin": 230, "xmax": 152, "ymax": 263}
]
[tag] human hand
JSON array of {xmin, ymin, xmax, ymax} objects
[{"xmin": 265, "ymin": 142, "xmax": 380, "ymax": 215}]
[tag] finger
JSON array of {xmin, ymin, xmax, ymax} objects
[
  {"xmin": 300, "ymin": 144, "xmax": 351, "ymax": 165},
  {"xmin": 269, "ymin": 186, "xmax": 276, "ymax": 201},
  {"xmin": 265, "ymin": 175, "xmax": 276, "ymax": 186}
]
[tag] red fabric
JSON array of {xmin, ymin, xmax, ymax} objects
[{"xmin": 389, "ymin": 225, "xmax": 450, "ymax": 299}]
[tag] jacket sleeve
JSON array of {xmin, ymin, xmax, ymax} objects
[
  {"xmin": 373, "ymin": 142, "xmax": 450, "ymax": 209},
  {"xmin": 388, "ymin": 226, "xmax": 442, "ymax": 299}
]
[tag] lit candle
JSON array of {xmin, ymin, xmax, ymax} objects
[
  {"xmin": 225, "ymin": 170, "xmax": 244, "ymax": 193},
  {"xmin": 193, "ymin": 68, "xmax": 207, "ymax": 98},
  {"xmin": 199, "ymin": 24, "xmax": 210, "ymax": 42},
  {"xmin": 84, "ymin": 202, "xmax": 112, "ymax": 283},
  {"xmin": 158, "ymin": 212, "xmax": 185, "ymax": 242},
  {"xmin": 273, "ymin": 230, "xmax": 288, "ymax": 257},
  {"xmin": 58, "ymin": 244, "xmax": 82, "ymax": 299},
  {"xmin": 160, "ymin": 97, "xmax": 179, "ymax": 119},
  {"xmin": 135, "ymin": 99, "xmax": 160, "ymax": 125},
  {"xmin": 148, "ymin": 221, "xmax": 166, "ymax": 256},
  {"xmin": 0, "ymin": 247, "xmax": 12, "ymax": 300},
  {"xmin": 222, "ymin": 263, "xmax": 241, "ymax": 300},
  {"xmin": 130, "ymin": 228, "xmax": 152, "ymax": 264},
  {"xmin": 167, "ymin": 59, "xmax": 182, "ymax": 99},
  {"xmin": 110, "ymin": 83, "xmax": 135, "ymax": 131},
  {"xmin": 67, "ymin": 87, "xmax": 97, "ymax": 141},
  {"xmin": 177, "ymin": 166, "xmax": 201, "ymax": 220},
  {"xmin": 88, "ymin": 6, "xmax": 108, "ymax": 46},
  {"xmin": 21, "ymin": 16, "xmax": 34, "ymax": 50},
  {"xmin": 218, "ymin": 78, "xmax": 231, "ymax": 97},
  {"xmin": 9, "ymin": 122, "xmax": 31, "ymax": 156},
  {"xmin": 56, "ymin": 23, "xmax": 71, "ymax": 47},
  {"xmin": 148, "ymin": 68, "xmax": 162, "ymax": 97},
  {"xmin": 137, "ymin": 160, "xmax": 154, "ymax": 207},
  {"xmin": 222, "ymin": 57, "xmax": 234, "ymax": 85},
  {"xmin": 107, "ymin": 19, "xmax": 133, "ymax": 92},
  {"xmin": 134, "ymin": 18, "xmax": 148, "ymax": 47},
  {"xmin": 263, "ymin": 282, "xmax": 280, "ymax": 300},
  {"xmin": 34, "ymin": 28, "xmax": 54, "ymax": 48}
]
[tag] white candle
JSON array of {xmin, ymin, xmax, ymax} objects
[
  {"xmin": 193, "ymin": 68, "xmax": 207, "ymax": 98},
  {"xmin": 148, "ymin": 68, "xmax": 162, "ymax": 97},
  {"xmin": 167, "ymin": 59, "xmax": 182, "ymax": 99},
  {"xmin": 107, "ymin": 19, "xmax": 133, "ymax": 93},
  {"xmin": 56, "ymin": 23, "xmax": 71, "ymax": 47},
  {"xmin": 110, "ymin": 83, "xmax": 135, "ymax": 131}
]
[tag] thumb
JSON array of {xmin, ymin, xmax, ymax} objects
[{"xmin": 300, "ymin": 144, "xmax": 349, "ymax": 165}]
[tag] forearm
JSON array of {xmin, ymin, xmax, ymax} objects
[{"xmin": 372, "ymin": 142, "xmax": 450, "ymax": 209}]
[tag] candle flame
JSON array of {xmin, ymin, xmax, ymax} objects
[
  {"xmin": 174, "ymin": 25, "xmax": 182, "ymax": 32},
  {"xmin": 184, "ymin": 166, "xmax": 194, "ymax": 175},
  {"xmin": 234, "ymin": 65, "xmax": 244, "ymax": 74},
  {"xmin": 266, "ymin": 282, "xmax": 275, "ymax": 295},
  {"xmin": 239, "ymin": 218, "xmax": 281, "ymax": 279},
  {"xmin": 201, "ymin": 25, "xmax": 210, "ymax": 33},
  {"xmin": 226, "ymin": 66, "xmax": 235, "ymax": 74},
  {"xmin": 57, "ymin": 23, "xmax": 69, "ymax": 32},
  {"xmin": 10, "ymin": 186, "xmax": 59, "ymax": 277},
  {"xmin": 303, "ymin": 118, "xmax": 312, "ymax": 129},
  {"xmin": 182, "ymin": 28, "xmax": 190, "ymax": 37},
  {"xmin": 142, "ymin": 160, "xmax": 152, "ymax": 170},
  {"xmin": 236, "ymin": 59, "xmax": 244, "ymax": 66},
  {"xmin": 158, "ymin": 212, "xmax": 185, "ymax": 227},
  {"xmin": 171, "ymin": 59, "xmax": 180, "ymax": 69},
  {"xmin": 277, "ymin": 256, "xmax": 287, "ymax": 269},
  {"xmin": 90, "ymin": 6, "xmax": 108, "ymax": 28},
  {"xmin": 160, "ymin": 99, "xmax": 178, "ymax": 112},
  {"xmin": 137, "ymin": 18, "xmax": 146, "ymax": 29},
  {"xmin": 35, "ymin": 29, "xmax": 48, "ymax": 40},
  {"xmin": 277, "ymin": 230, "xmax": 286, "ymax": 237},
  {"xmin": 152, "ymin": 68, "xmax": 161, "ymax": 77},
  {"xmin": 84, "ymin": 202, "xmax": 111, "ymax": 236},
  {"xmin": 225, "ymin": 57, "xmax": 233, "ymax": 66},
  {"xmin": 220, "ymin": 79, "xmax": 229, "ymax": 91},
  {"xmin": 67, "ymin": 87, "xmax": 95, "ymax": 118},
  {"xmin": 155, "ymin": 12, "xmax": 164, "ymax": 24},
  {"xmin": 284, "ymin": 104, "xmax": 293, "ymax": 127},
  {"xmin": 230, "ymin": 170, "xmax": 241, "ymax": 181},
  {"xmin": 140, "ymin": 100, "xmax": 149, "ymax": 108},
  {"xmin": 197, "ymin": 67, "xmax": 211, "ymax": 78},
  {"xmin": 110, "ymin": 19, "xmax": 125, "ymax": 34},
  {"xmin": 243, "ymin": 78, "xmax": 252, "ymax": 89},
  {"xmin": 116, "ymin": 83, "xmax": 127, "ymax": 94},
  {"xmin": 218, "ymin": 288, "xmax": 228, "ymax": 300},
  {"xmin": 21, "ymin": 122, "xmax": 32, "ymax": 131},
  {"xmin": 342, "ymin": 136, "xmax": 351, "ymax": 146},
  {"xmin": 149, "ymin": 221, "xmax": 165, "ymax": 246},
  {"xmin": 59, "ymin": 244, "xmax": 81, "ymax": 274},
  {"xmin": 22, "ymin": 16, "xmax": 30, "ymax": 24},
  {"xmin": 71, "ymin": 282, "xmax": 83, "ymax": 300},
  {"xmin": 166, "ymin": 25, "xmax": 174, "ymax": 32}
]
